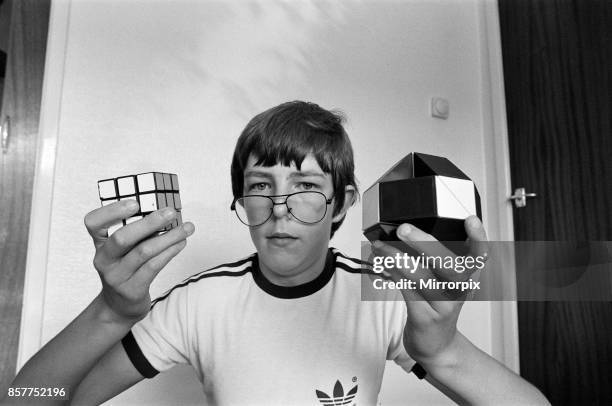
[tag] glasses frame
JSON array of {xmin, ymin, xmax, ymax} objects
[{"xmin": 230, "ymin": 191, "xmax": 333, "ymax": 227}]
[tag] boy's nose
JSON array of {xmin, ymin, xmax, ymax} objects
[{"xmin": 271, "ymin": 199, "xmax": 290, "ymax": 219}]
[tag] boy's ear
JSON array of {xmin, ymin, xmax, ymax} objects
[{"xmin": 332, "ymin": 186, "xmax": 357, "ymax": 223}]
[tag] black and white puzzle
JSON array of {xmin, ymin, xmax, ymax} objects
[
  {"xmin": 97, "ymin": 172, "xmax": 183, "ymax": 236},
  {"xmin": 363, "ymin": 152, "xmax": 482, "ymax": 242}
]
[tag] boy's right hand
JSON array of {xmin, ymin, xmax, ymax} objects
[{"xmin": 84, "ymin": 200, "xmax": 195, "ymax": 324}]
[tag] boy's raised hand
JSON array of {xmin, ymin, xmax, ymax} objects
[
  {"xmin": 373, "ymin": 218, "xmax": 552, "ymax": 404},
  {"xmin": 84, "ymin": 200, "xmax": 195, "ymax": 323},
  {"xmin": 3, "ymin": 200, "xmax": 195, "ymax": 398},
  {"xmin": 373, "ymin": 215, "xmax": 488, "ymax": 364}
]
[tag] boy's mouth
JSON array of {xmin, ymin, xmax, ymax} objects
[
  {"xmin": 267, "ymin": 232, "xmax": 298, "ymax": 239},
  {"xmin": 267, "ymin": 232, "xmax": 298, "ymax": 247}
]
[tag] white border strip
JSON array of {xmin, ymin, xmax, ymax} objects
[
  {"xmin": 17, "ymin": 0, "xmax": 71, "ymax": 370},
  {"xmin": 478, "ymin": 0, "xmax": 520, "ymax": 372}
]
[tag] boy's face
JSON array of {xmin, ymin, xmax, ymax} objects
[{"xmin": 242, "ymin": 153, "xmax": 345, "ymax": 283}]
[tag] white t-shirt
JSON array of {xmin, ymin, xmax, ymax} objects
[{"xmin": 122, "ymin": 248, "xmax": 423, "ymax": 405}]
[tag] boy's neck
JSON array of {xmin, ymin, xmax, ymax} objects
[{"xmin": 258, "ymin": 247, "xmax": 330, "ymax": 287}]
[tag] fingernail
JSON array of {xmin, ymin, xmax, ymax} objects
[
  {"xmin": 469, "ymin": 216, "xmax": 481, "ymax": 228},
  {"xmin": 183, "ymin": 222, "xmax": 195, "ymax": 235},
  {"xmin": 126, "ymin": 200, "xmax": 139, "ymax": 210},
  {"xmin": 398, "ymin": 224, "xmax": 411, "ymax": 237},
  {"xmin": 162, "ymin": 208, "xmax": 176, "ymax": 219}
]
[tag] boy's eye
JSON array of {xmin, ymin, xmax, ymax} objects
[
  {"xmin": 298, "ymin": 182, "xmax": 317, "ymax": 190},
  {"xmin": 248, "ymin": 182, "xmax": 269, "ymax": 192}
]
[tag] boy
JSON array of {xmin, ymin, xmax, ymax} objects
[{"xmin": 5, "ymin": 101, "xmax": 549, "ymax": 405}]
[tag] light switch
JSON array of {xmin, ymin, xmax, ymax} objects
[{"xmin": 431, "ymin": 97, "xmax": 450, "ymax": 119}]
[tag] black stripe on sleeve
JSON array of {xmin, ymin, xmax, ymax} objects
[
  {"xmin": 411, "ymin": 362, "xmax": 427, "ymax": 379},
  {"xmin": 121, "ymin": 331, "xmax": 160, "ymax": 378}
]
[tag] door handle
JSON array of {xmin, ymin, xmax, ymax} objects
[
  {"xmin": 1, "ymin": 115, "xmax": 10, "ymax": 154},
  {"xmin": 509, "ymin": 187, "xmax": 537, "ymax": 208}
]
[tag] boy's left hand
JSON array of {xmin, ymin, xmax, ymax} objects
[{"xmin": 373, "ymin": 215, "xmax": 488, "ymax": 366}]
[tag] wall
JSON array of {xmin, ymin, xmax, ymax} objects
[{"xmin": 22, "ymin": 0, "xmax": 506, "ymax": 404}]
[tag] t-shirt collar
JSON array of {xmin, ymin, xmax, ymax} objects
[{"xmin": 251, "ymin": 248, "xmax": 336, "ymax": 299}]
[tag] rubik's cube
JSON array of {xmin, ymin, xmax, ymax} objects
[{"xmin": 98, "ymin": 172, "xmax": 182, "ymax": 236}]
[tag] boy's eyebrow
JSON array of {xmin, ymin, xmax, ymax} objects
[
  {"xmin": 244, "ymin": 170, "xmax": 273, "ymax": 179},
  {"xmin": 244, "ymin": 170, "xmax": 326, "ymax": 179},
  {"xmin": 288, "ymin": 171, "xmax": 326, "ymax": 179}
]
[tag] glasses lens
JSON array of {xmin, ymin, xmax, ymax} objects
[
  {"xmin": 235, "ymin": 196, "xmax": 272, "ymax": 226},
  {"xmin": 286, "ymin": 192, "xmax": 328, "ymax": 223}
]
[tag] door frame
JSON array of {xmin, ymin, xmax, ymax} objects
[
  {"xmin": 17, "ymin": 0, "xmax": 521, "ymax": 374},
  {"xmin": 477, "ymin": 0, "xmax": 520, "ymax": 372},
  {"xmin": 16, "ymin": 0, "xmax": 71, "ymax": 370}
]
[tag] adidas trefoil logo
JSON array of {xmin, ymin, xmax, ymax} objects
[{"xmin": 315, "ymin": 379, "xmax": 358, "ymax": 405}]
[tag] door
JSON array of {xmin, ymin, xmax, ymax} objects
[
  {"xmin": 499, "ymin": 0, "xmax": 612, "ymax": 404},
  {"xmin": 0, "ymin": 0, "xmax": 50, "ymax": 393}
]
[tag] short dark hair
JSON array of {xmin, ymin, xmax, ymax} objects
[{"xmin": 230, "ymin": 101, "xmax": 359, "ymax": 238}]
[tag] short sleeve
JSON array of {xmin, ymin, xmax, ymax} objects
[
  {"xmin": 385, "ymin": 300, "xmax": 420, "ymax": 376},
  {"xmin": 121, "ymin": 285, "xmax": 191, "ymax": 378}
]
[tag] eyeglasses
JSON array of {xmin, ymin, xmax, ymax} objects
[{"xmin": 230, "ymin": 191, "xmax": 333, "ymax": 227}]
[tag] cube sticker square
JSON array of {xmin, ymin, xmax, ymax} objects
[
  {"xmin": 98, "ymin": 179, "xmax": 116, "ymax": 200},
  {"xmin": 163, "ymin": 173, "xmax": 172, "ymax": 191},
  {"xmin": 137, "ymin": 173, "xmax": 156, "ymax": 193},
  {"xmin": 139, "ymin": 192, "xmax": 166, "ymax": 212},
  {"xmin": 117, "ymin": 176, "xmax": 137, "ymax": 196},
  {"xmin": 165, "ymin": 193, "xmax": 175, "ymax": 208},
  {"xmin": 170, "ymin": 174, "xmax": 179, "ymax": 190},
  {"xmin": 155, "ymin": 173, "xmax": 165, "ymax": 190}
]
